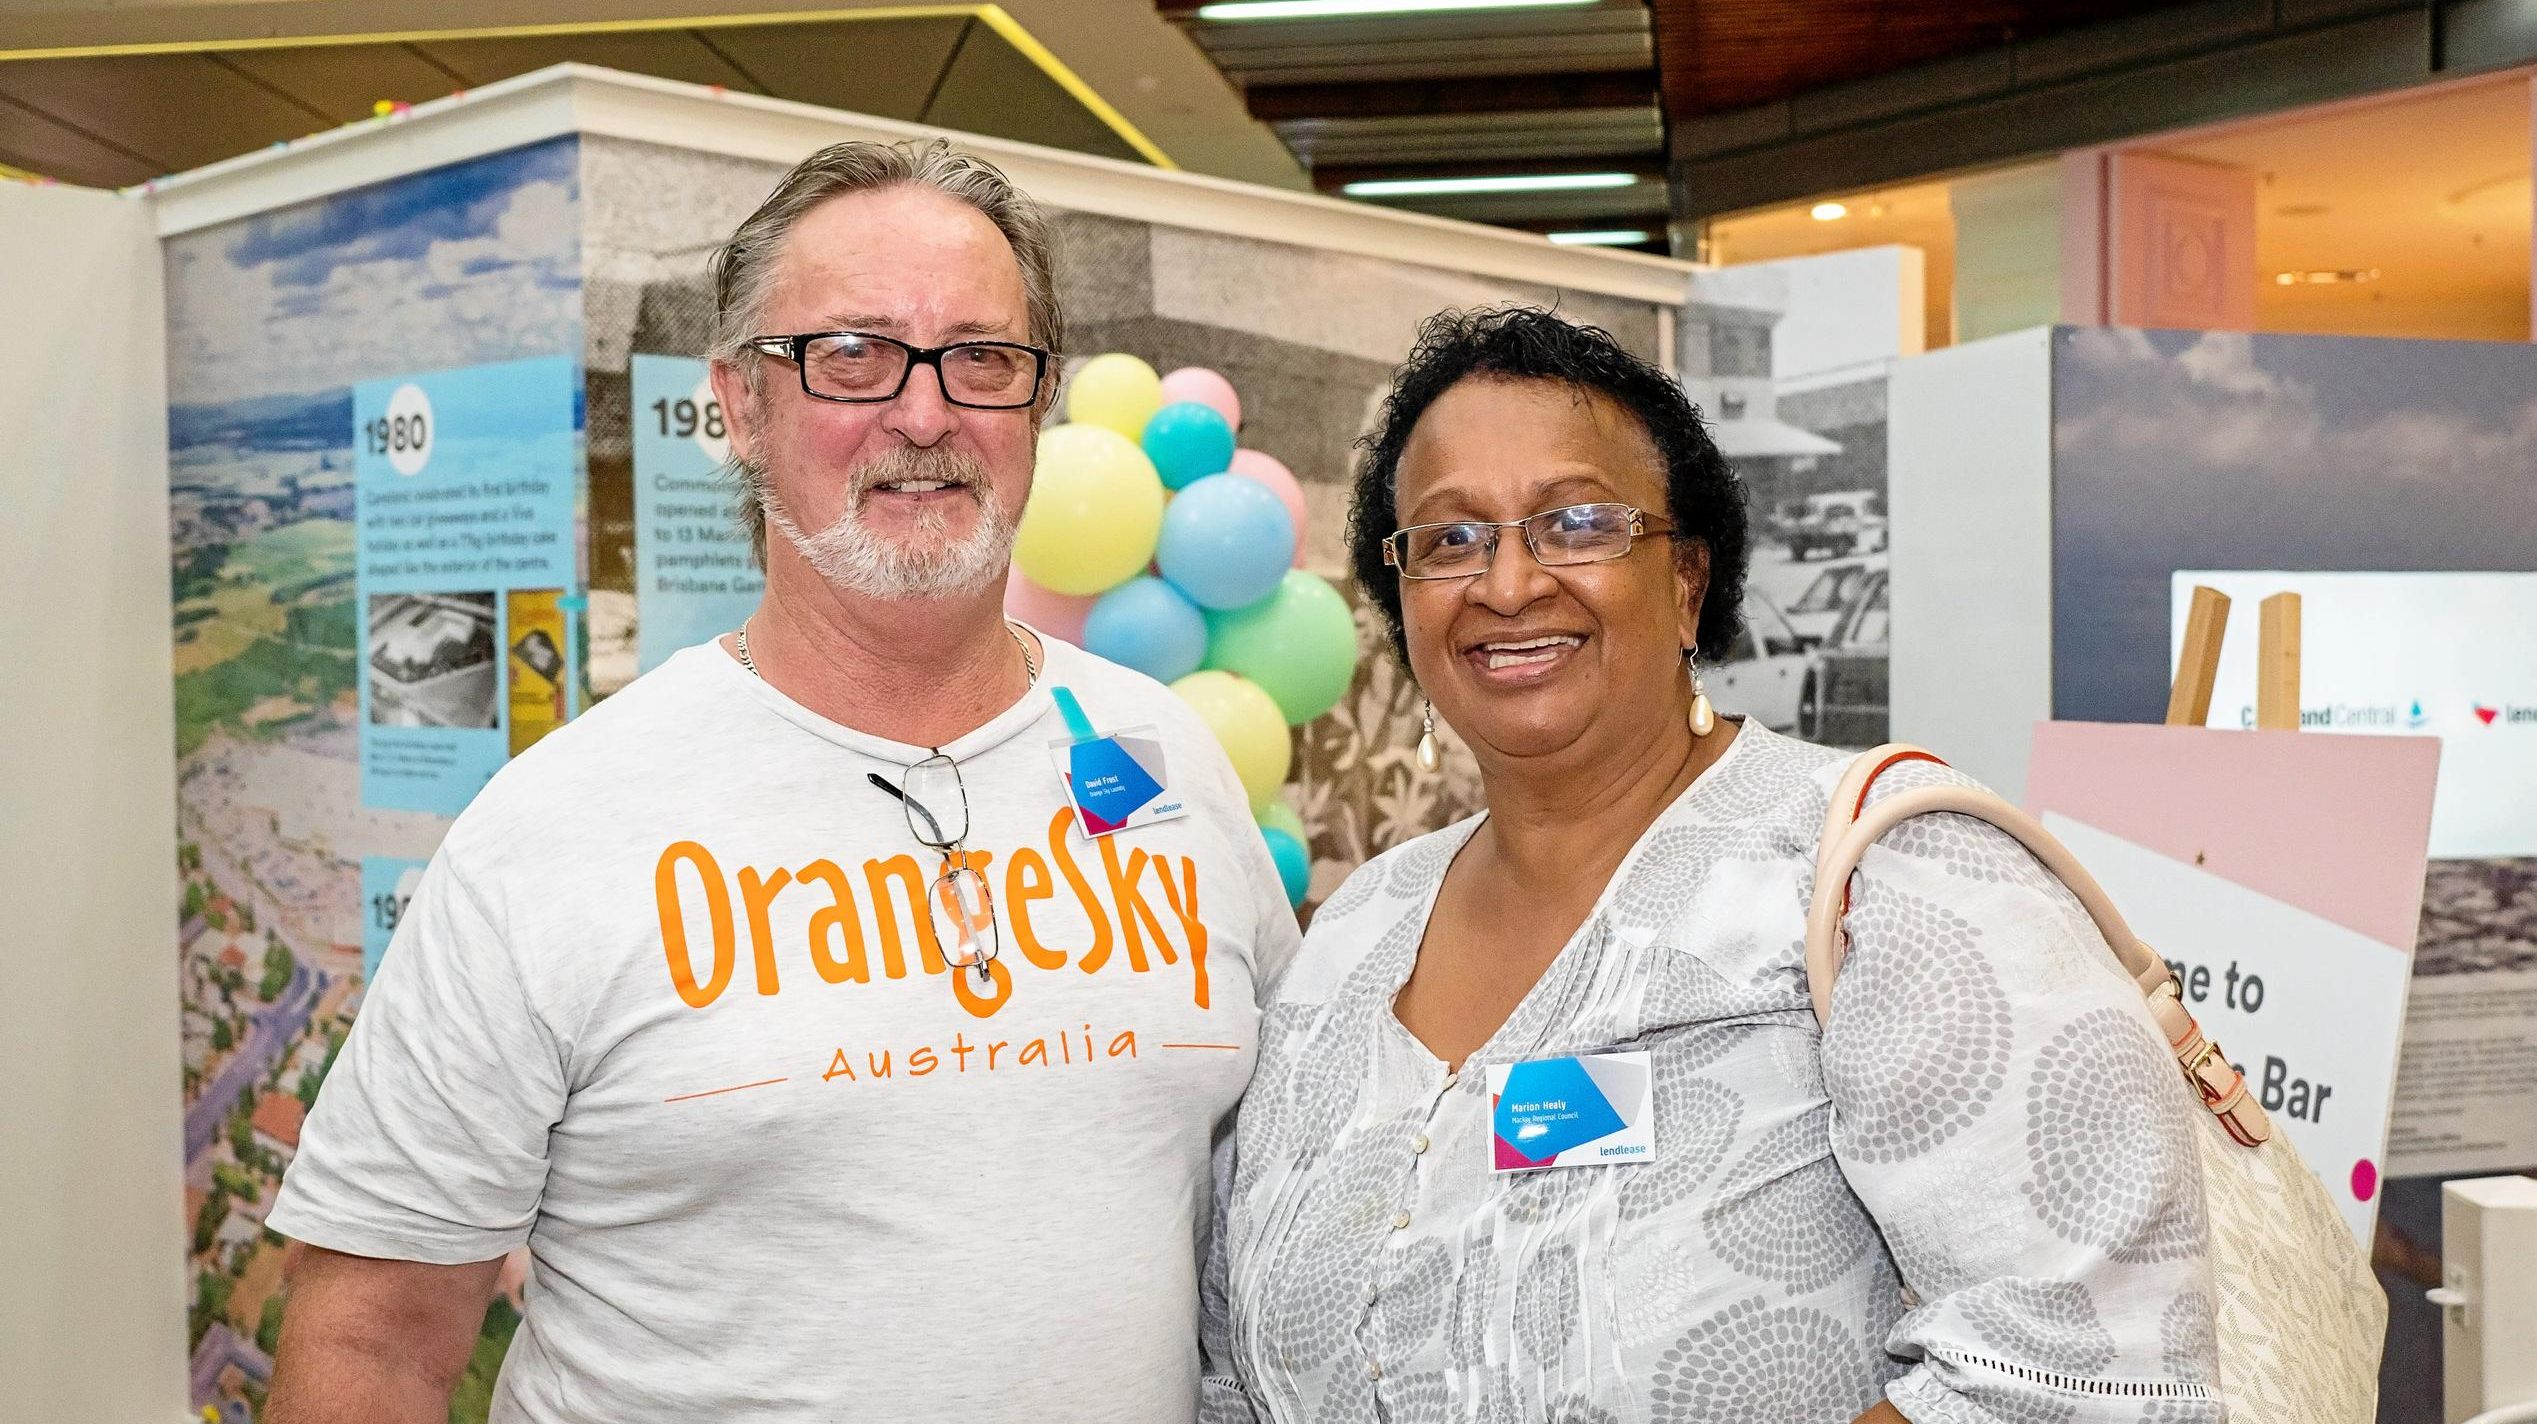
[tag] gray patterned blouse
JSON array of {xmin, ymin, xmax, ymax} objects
[{"xmin": 1202, "ymin": 723, "xmax": 2225, "ymax": 1423}]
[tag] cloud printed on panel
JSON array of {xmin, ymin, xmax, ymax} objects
[
  {"xmin": 2058, "ymin": 327, "xmax": 2537, "ymax": 496},
  {"xmin": 166, "ymin": 138, "xmax": 581, "ymax": 407}
]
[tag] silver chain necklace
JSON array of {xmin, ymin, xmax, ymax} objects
[{"xmin": 735, "ymin": 619, "xmax": 1039, "ymax": 688}]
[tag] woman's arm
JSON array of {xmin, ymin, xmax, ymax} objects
[
  {"xmin": 1818, "ymin": 770, "xmax": 2225, "ymax": 1423},
  {"xmin": 1198, "ymin": 1116, "xmax": 1265, "ymax": 1424}
]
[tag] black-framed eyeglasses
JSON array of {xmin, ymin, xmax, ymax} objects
[
  {"xmin": 1382, "ymin": 501, "xmax": 1676, "ymax": 581},
  {"xmin": 748, "ymin": 330, "xmax": 1051, "ymax": 409},
  {"xmin": 868, "ymin": 756, "xmax": 1000, "ymax": 983}
]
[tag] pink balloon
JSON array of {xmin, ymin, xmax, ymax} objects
[
  {"xmin": 1004, "ymin": 566, "xmax": 1096, "ymax": 643},
  {"xmin": 1160, "ymin": 367, "xmax": 1241, "ymax": 432},
  {"xmin": 1228, "ymin": 448, "xmax": 1309, "ymax": 568}
]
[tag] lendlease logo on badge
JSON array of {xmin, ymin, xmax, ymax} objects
[{"xmin": 2473, "ymin": 703, "xmax": 2537, "ymax": 726}]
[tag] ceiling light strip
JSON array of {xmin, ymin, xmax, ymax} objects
[
  {"xmin": 1546, "ymin": 228, "xmax": 1652, "ymax": 246},
  {"xmin": 1196, "ymin": 0, "xmax": 1597, "ymax": 19},
  {"xmin": 1344, "ymin": 171, "xmax": 1640, "ymax": 196}
]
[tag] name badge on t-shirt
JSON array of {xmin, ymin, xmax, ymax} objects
[
  {"xmin": 1048, "ymin": 686, "xmax": 1188, "ymax": 838},
  {"xmin": 1486, "ymin": 1049, "xmax": 1656, "ymax": 1172}
]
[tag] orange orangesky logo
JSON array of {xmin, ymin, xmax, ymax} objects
[{"xmin": 653, "ymin": 806, "xmax": 1214, "ymax": 1019}]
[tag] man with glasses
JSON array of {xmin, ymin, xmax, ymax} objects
[{"xmin": 266, "ymin": 140, "xmax": 1301, "ymax": 1424}]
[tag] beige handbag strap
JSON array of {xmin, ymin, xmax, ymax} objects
[{"xmin": 1804, "ymin": 743, "xmax": 2272, "ymax": 1148}]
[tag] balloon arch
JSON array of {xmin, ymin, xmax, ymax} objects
[{"xmin": 1005, "ymin": 354, "xmax": 1356, "ymax": 908}]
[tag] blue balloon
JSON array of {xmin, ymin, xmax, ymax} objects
[
  {"xmin": 1262, "ymin": 826, "xmax": 1310, "ymax": 907},
  {"xmin": 1156, "ymin": 473, "xmax": 1296, "ymax": 611},
  {"xmin": 1083, "ymin": 576, "xmax": 1208, "ymax": 684},
  {"xmin": 1141, "ymin": 401, "xmax": 1238, "ymax": 491}
]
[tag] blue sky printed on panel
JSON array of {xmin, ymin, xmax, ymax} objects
[{"xmin": 165, "ymin": 137, "xmax": 580, "ymax": 414}]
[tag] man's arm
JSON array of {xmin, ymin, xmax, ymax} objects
[{"xmin": 266, "ymin": 1243, "xmax": 503, "ymax": 1424}]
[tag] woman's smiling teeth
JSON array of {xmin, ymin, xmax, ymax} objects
[{"xmin": 1478, "ymin": 634, "xmax": 1582, "ymax": 670}]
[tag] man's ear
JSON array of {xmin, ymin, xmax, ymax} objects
[{"xmin": 708, "ymin": 357, "xmax": 757, "ymax": 466}]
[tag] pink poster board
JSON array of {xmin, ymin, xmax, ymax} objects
[
  {"xmin": 2026, "ymin": 722, "xmax": 2440, "ymax": 1242},
  {"xmin": 2028, "ymin": 723, "xmax": 2440, "ymax": 952}
]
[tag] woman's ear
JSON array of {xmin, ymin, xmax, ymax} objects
[{"xmin": 1674, "ymin": 538, "xmax": 1711, "ymax": 654}]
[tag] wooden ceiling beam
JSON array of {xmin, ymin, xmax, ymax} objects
[{"xmin": 1647, "ymin": 0, "xmax": 2196, "ymax": 117}]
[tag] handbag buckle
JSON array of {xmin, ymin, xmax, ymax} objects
[{"xmin": 2183, "ymin": 1036, "xmax": 2273, "ymax": 1146}]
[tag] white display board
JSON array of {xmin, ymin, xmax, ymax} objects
[{"xmin": 2173, "ymin": 570, "xmax": 2537, "ymax": 860}]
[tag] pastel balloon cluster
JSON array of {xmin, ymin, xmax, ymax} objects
[{"xmin": 1007, "ymin": 353, "xmax": 1355, "ymax": 908}]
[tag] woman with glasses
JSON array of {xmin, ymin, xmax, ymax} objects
[{"xmin": 1201, "ymin": 308, "xmax": 2222, "ymax": 1423}]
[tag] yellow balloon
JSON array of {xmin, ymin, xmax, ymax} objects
[
  {"xmin": 1065, "ymin": 352, "xmax": 1164, "ymax": 440},
  {"xmin": 1172, "ymin": 670, "xmax": 1293, "ymax": 805},
  {"xmin": 1015, "ymin": 423, "xmax": 1166, "ymax": 595}
]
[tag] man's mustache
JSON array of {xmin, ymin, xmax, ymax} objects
[{"xmin": 849, "ymin": 448, "xmax": 991, "ymax": 502}]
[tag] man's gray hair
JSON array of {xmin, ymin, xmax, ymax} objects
[{"xmin": 708, "ymin": 137, "xmax": 1065, "ymax": 567}]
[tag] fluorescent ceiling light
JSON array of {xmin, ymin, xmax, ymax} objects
[
  {"xmin": 1198, "ymin": 0, "xmax": 1594, "ymax": 19},
  {"xmin": 1344, "ymin": 172, "xmax": 1639, "ymax": 197},
  {"xmin": 1810, "ymin": 201, "xmax": 1849, "ymax": 221},
  {"xmin": 1546, "ymin": 228, "xmax": 1653, "ymax": 247}
]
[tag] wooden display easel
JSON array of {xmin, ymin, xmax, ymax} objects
[
  {"xmin": 2174, "ymin": 583, "xmax": 2450, "ymax": 1286},
  {"xmin": 2167, "ymin": 586, "xmax": 2303, "ymax": 730}
]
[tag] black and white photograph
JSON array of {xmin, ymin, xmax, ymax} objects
[
  {"xmin": 2416, "ymin": 858, "xmax": 2537, "ymax": 977},
  {"xmin": 1678, "ymin": 251, "xmax": 1910, "ymax": 748},
  {"xmin": 365, "ymin": 592, "xmax": 498, "ymax": 729}
]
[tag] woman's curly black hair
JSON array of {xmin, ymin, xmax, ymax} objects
[{"xmin": 1346, "ymin": 305, "xmax": 1749, "ymax": 669}]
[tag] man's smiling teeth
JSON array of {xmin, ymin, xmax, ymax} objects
[
  {"xmin": 1479, "ymin": 635, "xmax": 1580, "ymax": 670},
  {"xmin": 877, "ymin": 479, "xmax": 954, "ymax": 493}
]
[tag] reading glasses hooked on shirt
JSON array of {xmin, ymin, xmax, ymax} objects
[
  {"xmin": 1382, "ymin": 501, "xmax": 1676, "ymax": 581},
  {"xmin": 867, "ymin": 755, "xmax": 1001, "ymax": 984},
  {"xmin": 747, "ymin": 330, "xmax": 1052, "ymax": 409}
]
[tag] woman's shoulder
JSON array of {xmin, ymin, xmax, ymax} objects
[
  {"xmin": 1640, "ymin": 720, "xmax": 1856, "ymax": 851},
  {"xmin": 1801, "ymin": 735, "xmax": 2088, "ymax": 929},
  {"xmin": 1277, "ymin": 814, "xmax": 1481, "ymax": 1003},
  {"xmin": 1599, "ymin": 725, "xmax": 2017, "ymax": 940},
  {"xmin": 1719, "ymin": 722, "xmax": 2002, "ymax": 829}
]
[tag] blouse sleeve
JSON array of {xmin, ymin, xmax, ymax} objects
[
  {"xmin": 1198, "ymin": 1116, "xmax": 1265, "ymax": 1423},
  {"xmin": 1818, "ymin": 768, "xmax": 2226, "ymax": 1423}
]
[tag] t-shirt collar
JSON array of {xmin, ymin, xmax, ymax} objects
[{"xmin": 694, "ymin": 621, "xmax": 1068, "ymax": 766}]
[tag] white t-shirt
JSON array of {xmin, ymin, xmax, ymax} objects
[{"xmin": 270, "ymin": 634, "xmax": 1300, "ymax": 1423}]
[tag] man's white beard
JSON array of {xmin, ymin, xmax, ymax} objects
[{"xmin": 761, "ymin": 447, "xmax": 1017, "ymax": 601}]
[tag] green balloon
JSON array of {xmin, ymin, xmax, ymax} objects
[
  {"xmin": 1256, "ymin": 799, "xmax": 1307, "ymax": 843},
  {"xmin": 1205, "ymin": 571, "xmax": 1360, "ymax": 725}
]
